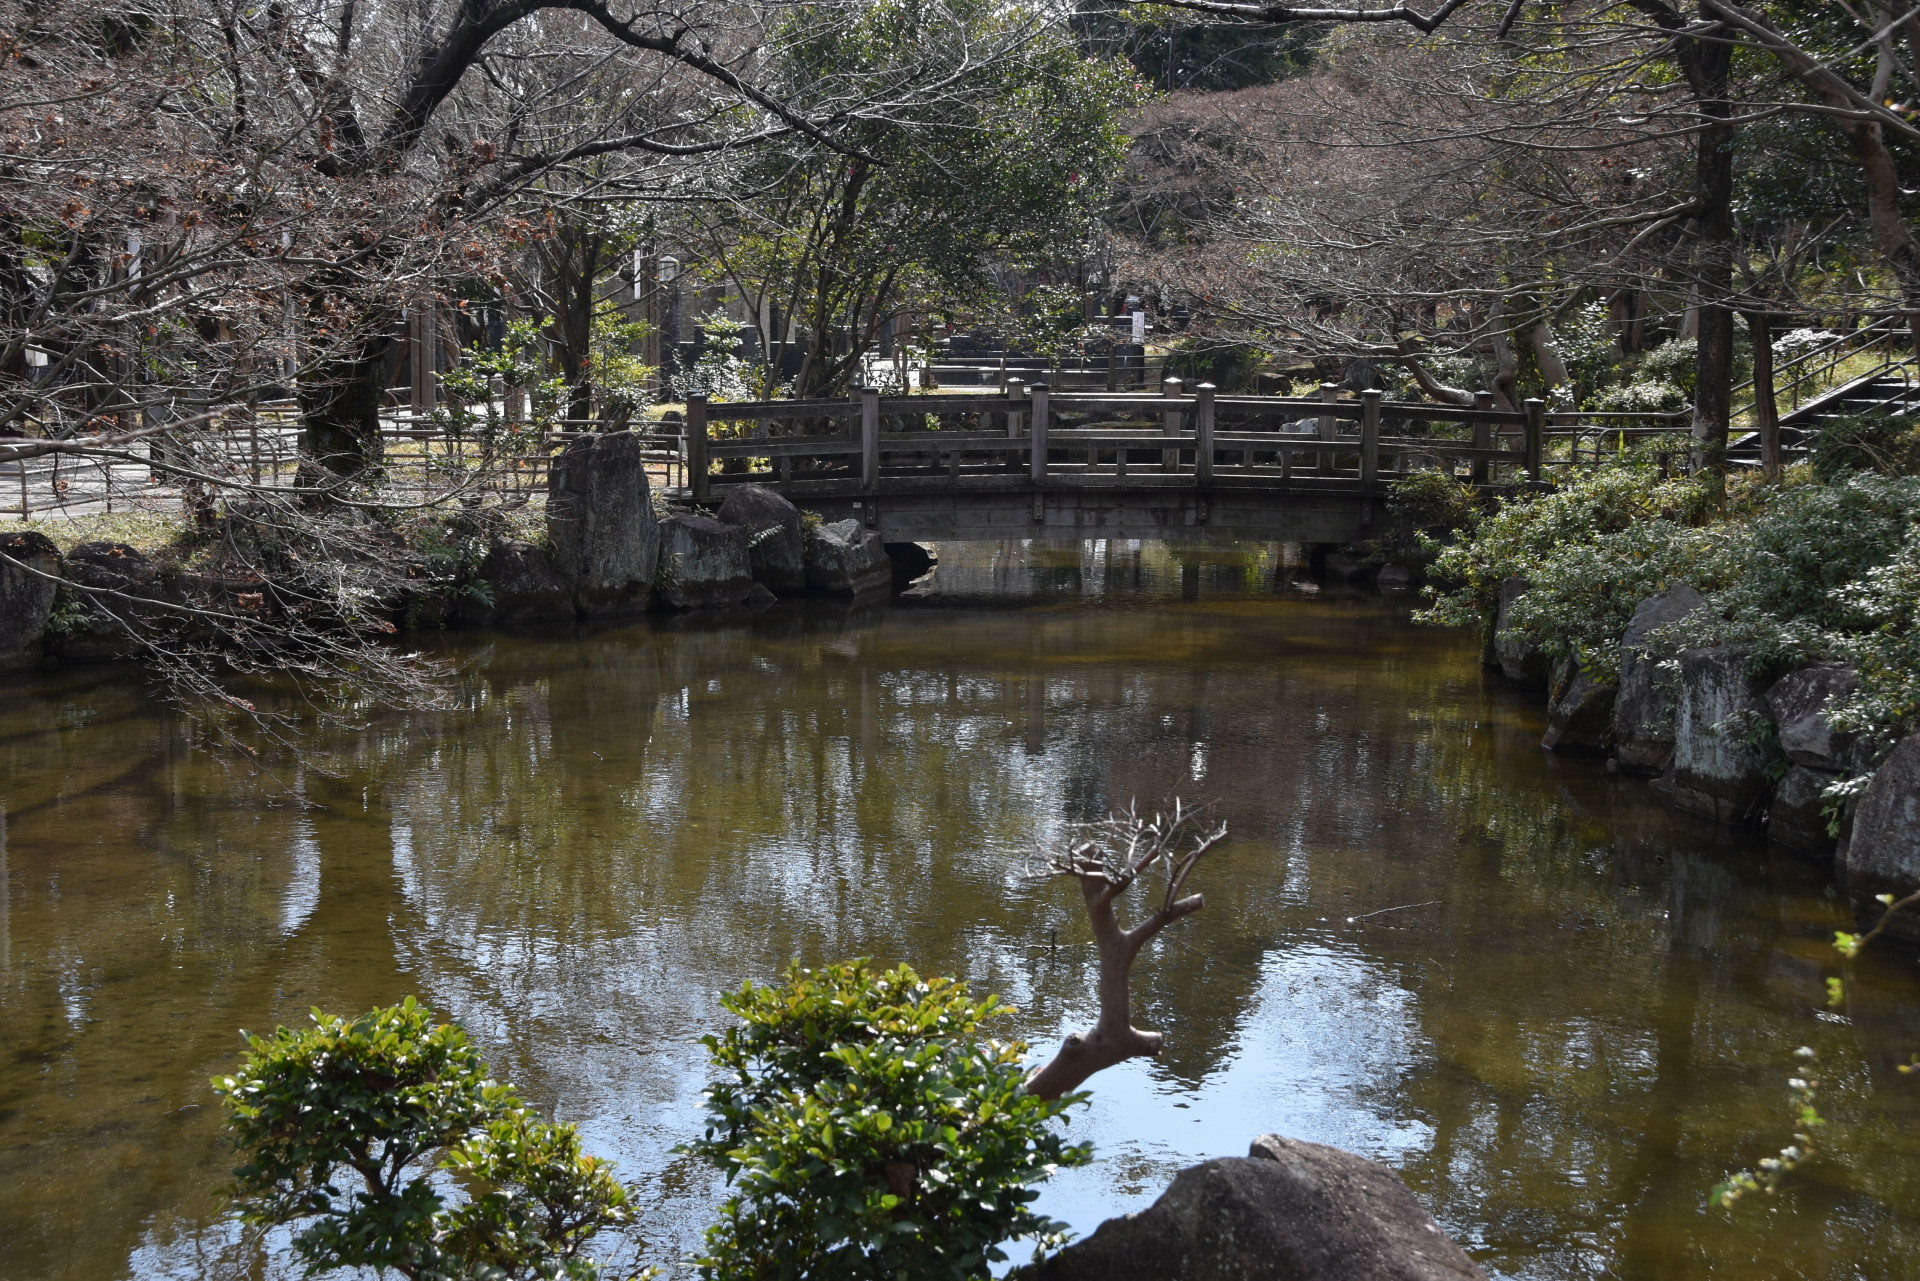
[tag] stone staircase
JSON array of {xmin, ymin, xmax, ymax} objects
[{"xmin": 1728, "ymin": 367, "xmax": 1920, "ymax": 464}]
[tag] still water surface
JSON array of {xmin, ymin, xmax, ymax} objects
[{"xmin": 3, "ymin": 540, "xmax": 1918, "ymax": 1280}]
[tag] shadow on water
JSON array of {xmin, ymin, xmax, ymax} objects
[{"xmin": 1, "ymin": 537, "xmax": 1917, "ymax": 1280}]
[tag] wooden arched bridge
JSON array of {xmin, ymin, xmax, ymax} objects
[{"xmin": 670, "ymin": 380, "xmax": 1686, "ymax": 544}]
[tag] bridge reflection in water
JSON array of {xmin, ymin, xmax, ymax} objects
[{"xmin": 2, "ymin": 542, "xmax": 1914, "ymax": 1281}]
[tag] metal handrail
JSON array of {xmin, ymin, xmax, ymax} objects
[{"xmin": 1731, "ymin": 315, "xmax": 1909, "ymax": 420}]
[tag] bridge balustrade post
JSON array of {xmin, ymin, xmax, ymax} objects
[
  {"xmin": 861, "ymin": 386, "xmax": 880, "ymax": 490},
  {"xmin": 1317, "ymin": 382, "xmax": 1338, "ymax": 475},
  {"xmin": 1523, "ymin": 398, "xmax": 1545, "ymax": 483},
  {"xmin": 1161, "ymin": 377, "xmax": 1183, "ymax": 472},
  {"xmin": 1028, "ymin": 382, "xmax": 1050, "ymax": 485},
  {"xmin": 687, "ymin": 393, "xmax": 709, "ymax": 500},
  {"xmin": 1006, "ymin": 378, "xmax": 1025, "ymax": 438},
  {"xmin": 1360, "ymin": 389, "xmax": 1381, "ymax": 486},
  {"xmin": 1194, "ymin": 382, "xmax": 1216, "ymax": 483},
  {"xmin": 1471, "ymin": 390, "xmax": 1493, "ymax": 484}
]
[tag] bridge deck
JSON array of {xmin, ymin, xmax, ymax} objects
[{"xmin": 668, "ymin": 385, "xmax": 1687, "ymax": 542}]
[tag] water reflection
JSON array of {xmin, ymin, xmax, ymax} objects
[{"xmin": 0, "ymin": 539, "xmax": 1916, "ymax": 1281}]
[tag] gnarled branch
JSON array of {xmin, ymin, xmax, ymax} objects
[{"xmin": 1023, "ymin": 800, "xmax": 1226, "ymax": 1100}]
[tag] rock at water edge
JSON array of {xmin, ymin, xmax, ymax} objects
[
  {"xmin": 1766, "ymin": 666, "xmax": 1858, "ymax": 772},
  {"xmin": 1657, "ymin": 647, "xmax": 1776, "ymax": 822},
  {"xmin": 55, "ymin": 541, "xmax": 166, "ymax": 660},
  {"xmin": 0, "ymin": 530, "xmax": 60, "ymax": 673},
  {"xmin": 1493, "ymin": 577, "xmax": 1550, "ymax": 689},
  {"xmin": 1613, "ymin": 585, "xmax": 1708, "ymax": 772},
  {"xmin": 471, "ymin": 541, "xmax": 574, "ymax": 624},
  {"xmin": 1376, "ymin": 563, "xmax": 1414, "ymax": 592},
  {"xmin": 1025, "ymin": 1133, "xmax": 1485, "ymax": 1281},
  {"xmin": 546, "ymin": 430, "xmax": 658, "ymax": 616},
  {"xmin": 1768, "ymin": 764, "xmax": 1840, "ymax": 858},
  {"xmin": 1840, "ymin": 735, "xmax": 1920, "ymax": 942},
  {"xmin": 659, "ymin": 514, "xmax": 752, "ymax": 610},
  {"xmin": 1542, "ymin": 660, "xmax": 1616, "ymax": 752},
  {"xmin": 805, "ymin": 518, "xmax": 891, "ymax": 596},
  {"xmin": 716, "ymin": 483, "xmax": 806, "ymax": 596}
]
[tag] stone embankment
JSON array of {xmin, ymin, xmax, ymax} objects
[
  {"xmin": 1494, "ymin": 576, "xmax": 1919, "ymax": 938},
  {"xmin": 0, "ymin": 430, "xmax": 932, "ymax": 671}
]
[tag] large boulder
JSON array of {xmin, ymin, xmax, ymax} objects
[
  {"xmin": 55, "ymin": 541, "xmax": 165, "ymax": 660},
  {"xmin": 805, "ymin": 518, "xmax": 892, "ymax": 596},
  {"xmin": 1542, "ymin": 659, "xmax": 1616, "ymax": 753},
  {"xmin": 1767, "ymin": 764, "xmax": 1840, "ymax": 858},
  {"xmin": 658, "ymin": 514, "xmax": 752, "ymax": 610},
  {"xmin": 1839, "ymin": 735, "xmax": 1920, "ymax": 941},
  {"xmin": 470, "ymin": 541, "xmax": 573, "ymax": 624},
  {"xmin": 1026, "ymin": 1134, "xmax": 1484, "ymax": 1281},
  {"xmin": 715, "ymin": 483, "xmax": 806, "ymax": 595},
  {"xmin": 545, "ymin": 430, "xmax": 658, "ymax": 616},
  {"xmin": 1766, "ymin": 666, "xmax": 1858, "ymax": 772},
  {"xmin": 1492, "ymin": 577, "xmax": 1549, "ymax": 689},
  {"xmin": 1612, "ymin": 585, "xmax": 1708, "ymax": 772},
  {"xmin": 1656, "ymin": 647, "xmax": 1776, "ymax": 823},
  {"xmin": 0, "ymin": 529, "xmax": 59, "ymax": 673}
]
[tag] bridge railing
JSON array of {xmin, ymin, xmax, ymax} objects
[{"xmin": 680, "ymin": 381, "xmax": 1692, "ymax": 500}]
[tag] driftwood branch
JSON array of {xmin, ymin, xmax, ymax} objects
[{"xmin": 1023, "ymin": 800, "xmax": 1226, "ymax": 1100}]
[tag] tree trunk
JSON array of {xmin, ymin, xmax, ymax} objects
[
  {"xmin": 1747, "ymin": 310, "xmax": 1781, "ymax": 478},
  {"xmin": 1686, "ymin": 25, "xmax": 1735, "ymax": 479},
  {"xmin": 297, "ymin": 326, "xmax": 394, "ymax": 477}
]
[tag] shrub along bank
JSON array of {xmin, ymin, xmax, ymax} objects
[{"xmin": 1410, "ymin": 458, "xmax": 1920, "ymax": 938}]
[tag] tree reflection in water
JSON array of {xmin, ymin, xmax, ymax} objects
[{"xmin": 0, "ymin": 538, "xmax": 1916, "ymax": 1281}]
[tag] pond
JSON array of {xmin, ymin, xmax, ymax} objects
[{"xmin": 2, "ymin": 539, "xmax": 1917, "ymax": 1280}]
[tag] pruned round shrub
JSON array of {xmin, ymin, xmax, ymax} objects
[{"xmin": 688, "ymin": 959, "xmax": 1090, "ymax": 1281}]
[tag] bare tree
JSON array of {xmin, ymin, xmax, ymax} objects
[{"xmin": 1023, "ymin": 799, "xmax": 1227, "ymax": 1100}]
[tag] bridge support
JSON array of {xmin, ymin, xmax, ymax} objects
[
  {"xmin": 1029, "ymin": 382, "xmax": 1049, "ymax": 485},
  {"xmin": 1195, "ymin": 383, "xmax": 1215, "ymax": 482},
  {"xmin": 861, "ymin": 386, "xmax": 880, "ymax": 490}
]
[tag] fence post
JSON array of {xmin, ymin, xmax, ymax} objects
[
  {"xmin": 1028, "ymin": 382, "xmax": 1049, "ymax": 485},
  {"xmin": 687, "ymin": 393, "xmax": 709, "ymax": 500},
  {"xmin": 1317, "ymin": 381, "xmax": 1338, "ymax": 474},
  {"xmin": 1161, "ymin": 377, "xmax": 1183, "ymax": 472},
  {"xmin": 861, "ymin": 385, "xmax": 880, "ymax": 490},
  {"xmin": 1471, "ymin": 390, "xmax": 1493, "ymax": 484},
  {"xmin": 1006, "ymin": 378, "xmax": 1025, "ymax": 438},
  {"xmin": 1524, "ymin": 398, "xmax": 1545, "ymax": 483},
  {"xmin": 1194, "ymin": 382, "xmax": 1215, "ymax": 483},
  {"xmin": 1106, "ymin": 343, "xmax": 1117, "ymax": 392},
  {"xmin": 1360, "ymin": 389, "xmax": 1381, "ymax": 486}
]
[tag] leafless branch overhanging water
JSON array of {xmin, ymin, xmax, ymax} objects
[{"xmin": 1022, "ymin": 799, "xmax": 1227, "ymax": 1100}]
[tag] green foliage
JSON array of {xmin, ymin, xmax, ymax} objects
[
  {"xmin": 584, "ymin": 300, "xmax": 659, "ymax": 425},
  {"xmin": 1419, "ymin": 466, "xmax": 1719, "ymax": 678},
  {"xmin": 1710, "ymin": 1045, "xmax": 1824, "ymax": 1208},
  {"xmin": 214, "ymin": 997, "xmax": 634, "ymax": 1281},
  {"xmin": 1809, "ymin": 412, "xmax": 1920, "ymax": 482},
  {"xmin": 1420, "ymin": 461, "xmax": 1920, "ymax": 740},
  {"xmin": 1670, "ymin": 474, "xmax": 1920, "ymax": 682},
  {"xmin": 673, "ymin": 310, "xmax": 775, "ymax": 404},
  {"xmin": 1375, "ymin": 470, "xmax": 1481, "ymax": 563},
  {"xmin": 1587, "ymin": 337, "xmax": 1696, "ymax": 426},
  {"xmin": 438, "ymin": 318, "xmax": 566, "ymax": 453},
  {"xmin": 1827, "ymin": 523, "xmax": 1920, "ymax": 742},
  {"xmin": 695, "ymin": 0, "xmax": 1145, "ymax": 396},
  {"xmin": 687, "ymin": 959, "xmax": 1090, "ymax": 1281},
  {"xmin": 1071, "ymin": 0, "xmax": 1319, "ymax": 91}
]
